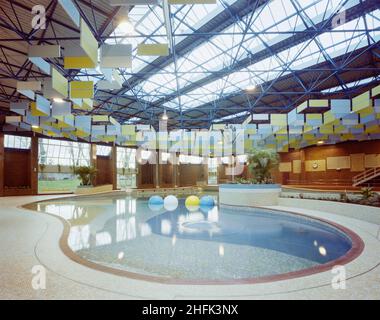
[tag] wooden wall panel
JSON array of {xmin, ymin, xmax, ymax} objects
[
  {"xmin": 305, "ymin": 160, "xmax": 326, "ymax": 172},
  {"xmin": 292, "ymin": 160, "xmax": 301, "ymax": 174},
  {"xmin": 280, "ymin": 140, "xmax": 380, "ymax": 186},
  {"xmin": 160, "ymin": 164, "xmax": 174, "ymax": 187},
  {"xmin": 179, "ymin": 164, "xmax": 205, "ymax": 186},
  {"xmin": 0, "ymin": 133, "xmax": 3, "ymax": 196},
  {"xmin": 326, "ymin": 156, "xmax": 351, "ymax": 170},
  {"xmin": 4, "ymin": 149, "xmax": 31, "ymax": 187},
  {"xmin": 350, "ymin": 153, "xmax": 365, "ymax": 172},
  {"xmin": 138, "ymin": 163, "xmax": 154, "ymax": 188},
  {"xmin": 279, "ymin": 162, "xmax": 292, "ymax": 172},
  {"xmin": 365, "ymin": 154, "xmax": 380, "ymax": 168},
  {"xmin": 30, "ymin": 137, "xmax": 38, "ymax": 194},
  {"xmin": 111, "ymin": 146, "xmax": 117, "ymax": 190},
  {"xmin": 96, "ymin": 156, "xmax": 113, "ymax": 186}
]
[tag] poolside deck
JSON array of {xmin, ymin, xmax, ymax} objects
[{"xmin": 0, "ymin": 194, "xmax": 379, "ymax": 299}]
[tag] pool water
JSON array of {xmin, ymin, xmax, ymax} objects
[{"xmin": 32, "ymin": 193, "xmax": 353, "ymax": 282}]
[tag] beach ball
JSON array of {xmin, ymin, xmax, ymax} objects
[
  {"xmin": 148, "ymin": 195, "xmax": 164, "ymax": 211},
  {"xmin": 200, "ymin": 196, "xmax": 215, "ymax": 207},
  {"xmin": 185, "ymin": 195, "xmax": 200, "ymax": 211},
  {"xmin": 164, "ymin": 195, "xmax": 178, "ymax": 211}
]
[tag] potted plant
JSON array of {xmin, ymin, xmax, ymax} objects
[
  {"xmin": 246, "ymin": 149, "xmax": 279, "ymax": 184},
  {"xmin": 74, "ymin": 166, "xmax": 97, "ymax": 186},
  {"xmin": 359, "ymin": 187, "xmax": 380, "ymax": 206}
]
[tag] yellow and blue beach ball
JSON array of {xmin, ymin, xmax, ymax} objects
[{"xmin": 185, "ymin": 195, "xmax": 200, "ymax": 211}]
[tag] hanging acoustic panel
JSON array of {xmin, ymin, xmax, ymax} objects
[
  {"xmin": 29, "ymin": 57, "xmax": 51, "ymax": 75},
  {"xmin": 168, "ymin": 0, "xmax": 216, "ymax": 3},
  {"xmin": 64, "ymin": 56, "xmax": 96, "ymax": 69},
  {"xmin": 51, "ymin": 68, "xmax": 68, "ymax": 98},
  {"xmin": 121, "ymin": 124, "xmax": 136, "ymax": 136},
  {"xmin": 70, "ymin": 81, "xmax": 94, "ymax": 99},
  {"xmin": 352, "ymin": 91, "xmax": 371, "ymax": 113},
  {"xmin": 5, "ymin": 116, "xmax": 22, "ymax": 124},
  {"xmin": 319, "ymin": 124, "xmax": 334, "ymax": 134},
  {"xmin": 306, "ymin": 114, "xmax": 322, "ymax": 126},
  {"xmin": 97, "ymin": 80, "xmax": 122, "ymax": 90},
  {"xmin": 10, "ymin": 101, "xmax": 29, "ymax": 116},
  {"xmin": 330, "ymin": 99, "xmax": 351, "ymax": 116},
  {"xmin": 287, "ymin": 109, "xmax": 304, "ymax": 125},
  {"xmin": 100, "ymin": 44, "xmax": 132, "ymax": 68},
  {"xmin": 323, "ymin": 110, "xmax": 340, "ymax": 125},
  {"xmin": 17, "ymin": 81, "xmax": 41, "ymax": 100},
  {"xmin": 137, "ymin": 43, "xmax": 170, "ymax": 56},
  {"xmin": 28, "ymin": 45, "xmax": 61, "ymax": 58},
  {"xmin": 270, "ymin": 114, "xmax": 287, "ymax": 127},
  {"xmin": 97, "ymin": 69, "xmax": 123, "ymax": 90},
  {"xmin": 372, "ymin": 84, "xmax": 380, "ymax": 98},
  {"xmin": 52, "ymin": 101, "xmax": 71, "ymax": 116},
  {"xmin": 75, "ymin": 115, "xmax": 92, "ymax": 133},
  {"xmin": 31, "ymin": 95, "xmax": 50, "ymax": 116},
  {"xmin": 80, "ymin": 18, "xmax": 98, "ymax": 65},
  {"xmin": 297, "ymin": 99, "xmax": 329, "ymax": 114},
  {"xmin": 92, "ymin": 115, "xmax": 109, "ymax": 123},
  {"xmin": 109, "ymin": 0, "xmax": 160, "ymax": 4},
  {"xmin": 251, "ymin": 113, "xmax": 270, "ymax": 123},
  {"xmin": 58, "ymin": 0, "xmax": 80, "ymax": 27},
  {"xmin": 342, "ymin": 113, "xmax": 359, "ymax": 126},
  {"xmin": 83, "ymin": 99, "xmax": 93, "ymax": 110},
  {"xmin": 106, "ymin": 125, "xmax": 121, "ymax": 136},
  {"xmin": 92, "ymin": 125, "xmax": 106, "ymax": 136}
]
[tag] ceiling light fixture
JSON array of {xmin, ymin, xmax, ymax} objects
[
  {"xmin": 118, "ymin": 9, "xmax": 134, "ymax": 35},
  {"xmin": 32, "ymin": 125, "xmax": 39, "ymax": 129},
  {"xmin": 245, "ymin": 84, "xmax": 256, "ymax": 91},
  {"xmin": 162, "ymin": 110, "xmax": 168, "ymax": 121},
  {"xmin": 317, "ymin": 140, "xmax": 325, "ymax": 145},
  {"xmin": 53, "ymin": 97, "xmax": 64, "ymax": 103}
]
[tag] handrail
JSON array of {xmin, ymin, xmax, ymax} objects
[{"xmin": 353, "ymin": 167, "xmax": 380, "ymax": 186}]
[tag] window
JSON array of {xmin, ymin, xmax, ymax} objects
[
  {"xmin": 96, "ymin": 145, "xmax": 112, "ymax": 156},
  {"xmin": 38, "ymin": 139, "xmax": 90, "ymax": 167},
  {"xmin": 4, "ymin": 135, "xmax": 31, "ymax": 149},
  {"xmin": 208, "ymin": 157, "xmax": 218, "ymax": 185},
  {"xmin": 38, "ymin": 139, "xmax": 91, "ymax": 193},
  {"xmin": 117, "ymin": 147, "xmax": 137, "ymax": 189}
]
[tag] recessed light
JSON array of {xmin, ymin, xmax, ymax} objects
[
  {"xmin": 118, "ymin": 18, "xmax": 134, "ymax": 35},
  {"xmin": 246, "ymin": 84, "xmax": 256, "ymax": 91},
  {"xmin": 53, "ymin": 98, "xmax": 64, "ymax": 103}
]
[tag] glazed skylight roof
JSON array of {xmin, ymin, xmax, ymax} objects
[
  {"xmin": 108, "ymin": 0, "xmax": 374, "ymax": 109},
  {"xmin": 89, "ymin": 0, "xmax": 380, "ymax": 123},
  {"xmin": 321, "ymin": 75, "xmax": 380, "ymax": 93},
  {"xmin": 105, "ymin": 1, "xmax": 231, "ymax": 77},
  {"xmin": 172, "ymin": 11, "xmax": 380, "ymax": 111}
]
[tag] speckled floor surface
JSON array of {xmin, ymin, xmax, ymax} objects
[{"xmin": 0, "ymin": 194, "xmax": 380, "ymax": 300}]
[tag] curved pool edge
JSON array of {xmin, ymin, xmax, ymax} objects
[{"xmin": 22, "ymin": 197, "xmax": 365, "ymax": 286}]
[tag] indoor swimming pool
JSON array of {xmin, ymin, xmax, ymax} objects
[{"xmin": 27, "ymin": 192, "xmax": 359, "ymax": 284}]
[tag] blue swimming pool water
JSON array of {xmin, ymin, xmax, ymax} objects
[{"xmin": 33, "ymin": 193, "xmax": 353, "ymax": 281}]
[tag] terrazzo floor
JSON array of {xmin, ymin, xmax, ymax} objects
[{"xmin": 0, "ymin": 194, "xmax": 380, "ymax": 300}]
